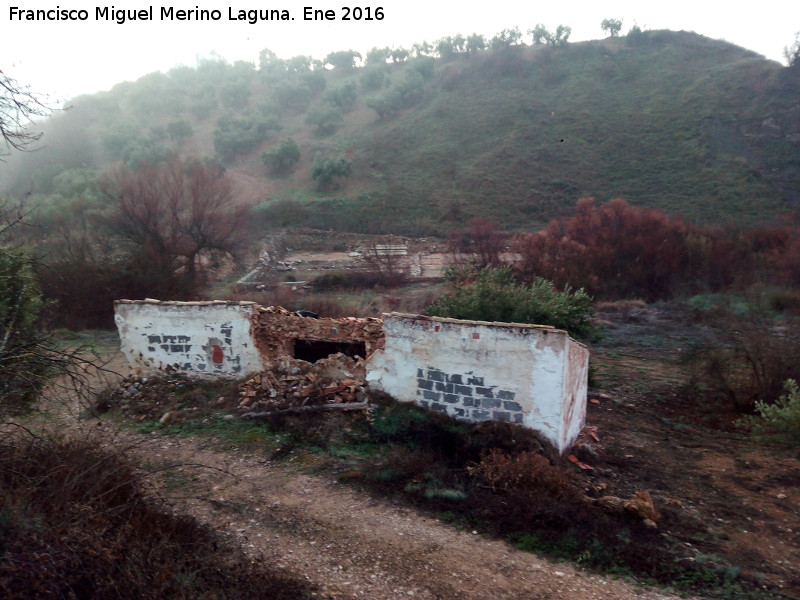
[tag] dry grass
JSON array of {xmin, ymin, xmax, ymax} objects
[
  {"xmin": 0, "ymin": 427, "xmax": 317, "ymax": 599},
  {"xmin": 685, "ymin": 314, "xmax": 800, "ymax": 411},
  {"xmin": 467, "ymin": 448, "xmax": 575, "ymax": 500}
]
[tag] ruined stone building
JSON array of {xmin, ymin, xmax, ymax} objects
[{"xmin": 114, "ymin": 300, "xmax": 588, "ymax": 453}]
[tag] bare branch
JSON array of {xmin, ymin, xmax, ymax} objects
[
  {"xmin": 0, "ymin": 69, "xmax": 50, "ymax": 159},
  {"xmin": 242, "ymin": 401, "xmax": 369, "ymax": 419},
  {"xmin": 98, "ymin": 158, "xmax": 250, "ymax": 294}
]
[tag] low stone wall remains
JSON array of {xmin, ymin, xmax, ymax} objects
[{"xmin": 114, "ymin": 301, "xmax": 588, "ymax": 452}]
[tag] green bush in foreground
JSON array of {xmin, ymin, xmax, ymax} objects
[
  {"xmin": 739, "ymin": 379, "xmax": 800, "ymax": 444},
  {"xmin": 427, "ymin": 266, "xmax": 599, "ymax": 341},
  {"xmin": 0, "ymin": 248, "xmax": 50, "ymax": 415}
]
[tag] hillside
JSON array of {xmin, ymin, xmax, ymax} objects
[{"xmin": 3, "ymin": 29, "xmax": 800, "ymax": 235}]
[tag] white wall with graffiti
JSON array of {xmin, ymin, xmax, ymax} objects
[
  {"xmin": 114, "ymin": 300, "xmax": 264, "ymax": 377},
  {"xmin": 114, "ymin": 302, "xmax": 589, "ymax": 453},
  {"xmin": 366, "ymin": 314, "xmax": 589, "ymax": 454}
]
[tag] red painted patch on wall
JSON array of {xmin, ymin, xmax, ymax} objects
[
  {"xmin": 472, "ymin": 332, "xmax": 480, "ymax": 339},
  {"xmin": 211, "ymin": 344, "xmax": 224, "ymax": 364}
]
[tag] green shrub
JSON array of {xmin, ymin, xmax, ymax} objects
[
  {"xmin": 262, "ymin": 138, "xmax": 300, "ymax": 176},
  {"xmin": 312, "ymin": 271, "xmax": 377, "ymax": 291},
  {"xmin": 427, "ymin": 266, "xmax": 599, "ymax": 341},
  {"xmin": 323, "ymin": 82, "xmax": 358, "ymax": 111},
  {"xmin": 305, "ymin": 106, "xmax": 344, "ymax": 136},
  {"xmin": 361, "ymin": 66, "xmax": 387, "ymax": 91},
  {"xmin": 739, "ymin": 379, "xmax": 800, "ymax": 444},
  {"xmin": 310, "ymin": 155, "xmax": 352, "ymax": 191},
  {"xmin": 165, "ymin": 119, "xmax": 193, "ymax": 142},
  {"xmin": 366, "ymin": 85, "xmax": 409, "ymax": 119},
  {"xmin": 253, "ymin": 197, "xmax": 308, "ymax": 226},
  {"xmin": 213, "ymin": 113, "xmax": 280, "ymax": 162},
  {"xmin": 220, "ymin": 80, "xmax": 251, "ymax": 110},
  {"xmin": 0, "ymin": 249, "xmax": 49, "ymax": 415}
]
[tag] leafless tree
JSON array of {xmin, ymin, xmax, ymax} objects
[
  {"xmin": 0, "ymin": 197, "xmax": 33, "ymax": 239},
  {"xmin": 448, "ymin": 217, "xmax": 507, "ymax": 269},
  {"xmin": 361, "ymin": 241, "xmax": 409, "ymax": 287},
  {"xmin": 99, "ymin": 158, "xmax": 250, "ymax": 293},
  {"xmin": 785, "ymin": 32, "xmax": 800, "ymax": 70},
  {"xmin": 0, "ymin": 74, "xmax": 109, "ymax": 415},
  {"xmin": 0, "ymin": 69, "xmax": 49, "ymax": 159}
]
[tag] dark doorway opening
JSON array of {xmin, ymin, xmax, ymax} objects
[{"xmin": 293, "ymin": 339, "xmax": 366, "ymax": 363}]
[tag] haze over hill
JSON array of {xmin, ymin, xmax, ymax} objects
[{"xmin": 3, "ymin": 28, "xmax": 800, "ymax": 235}]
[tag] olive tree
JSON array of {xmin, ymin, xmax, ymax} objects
[
  {"xmin": 601, "ymin": 18, "xmax": 623, "ymax": 37},
  {"xmin": 530, "ymin": 24, "xmax": 572, "ymax": 47},
  {"xmin": 325, "ymin": 50, "xmax": 362, "ymax": 70},
  {"xmin": 311, "ymin": 155, "xmax": 352, "ymax": 191},
  {"xmin": 262, "ymin": 138, "xmax": 300, "ymax": 176}
]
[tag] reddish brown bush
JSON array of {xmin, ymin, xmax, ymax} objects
[
  {"xmin": 99, "ymin": 157, "xmax": 250, "ymax": 293},
  {"xmin": 449, "ymin": 217, "xmax": 507, "ymax": 268},
  {"xmin": 514, "ymin": 198, "xmax": 698, "ymax": 300},
  {"xmin": 512, "ymin": 198, "xmax": 800, "ymax": 301},
  {"xmin": 467, "ymin": 448, "xmax": 576, "ymax": 501},
  {"xmin": 742, "ymin": 224, "xmax": 800, "ymax": 287}
]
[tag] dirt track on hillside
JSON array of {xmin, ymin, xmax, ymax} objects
[
  {"xmin": 25, "ymin": 343, "xmax": 699, "ymax": 600},
  {"xmin": 64, "ymin": 413, "xmax": 691, "ymax": 600}
]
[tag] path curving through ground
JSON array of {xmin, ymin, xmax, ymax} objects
[{"xmin": 86, "ymin": 420, "xmax": 696, "ymax": 600}]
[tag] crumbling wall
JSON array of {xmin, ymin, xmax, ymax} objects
[
  {"xmin": 250, "ymin": 305, "xmax": 384, "ymax": 366},
  {"xmin": 114, "ymin": 300, "xmax": 264, "ymax": 378},
  {"xmin": 114, "ymin": 302, "xmax": 588, "ymax": 453},
  {"xmin": 115, "ymin": 301, "xmax": 384, "ymax": 379},
  {"xmin": 365, "ymin": 313, "xmax": 589, "ymax": 454}
]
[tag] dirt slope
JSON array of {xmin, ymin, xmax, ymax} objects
[
  {"xmin": 29, "ymin": 339, "xmax": 697, "ymax": 600},
  {"xmin": 73, "ymin": 418, "xmax": 692, "ymax": 600}
]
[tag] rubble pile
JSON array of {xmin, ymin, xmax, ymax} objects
[
  {"xmin": 237, "ymin": 352, "xmax": 369, "ymax": 415},
  {"xmin": 251, "ymin": 305, "xmax": 384, "ymax": 360},
  {"xmin": 101, "ymin": 372, "xmax": 200, "ymax": 420}
]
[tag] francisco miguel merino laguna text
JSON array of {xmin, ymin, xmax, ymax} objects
[{"xmin": 6, "ymin": 6, "xmax": 360, "ymax": 25}]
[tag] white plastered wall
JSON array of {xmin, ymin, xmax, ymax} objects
[
  {"xmin": 114, "ymin": 300, "xmax": 264, "ymax": 378},
  {"xmin": 113, "ymin": 302, "xmax": 588, "ymax": 452},
  {"xmin": 366, "ymin": 313, "xmax": 588, "ymax": 454}
]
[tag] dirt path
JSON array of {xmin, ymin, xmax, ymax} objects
[
  {"xmin": 67, "ymin": 417, "xmax": 692, "ymax": 600},
  {"xmin": 34, "ymin": 343, "xmax": 697, "ymax": 600}
]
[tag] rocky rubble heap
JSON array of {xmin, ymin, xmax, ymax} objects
[
  {"xmin": 100, "ymin": 372, "xmax": 200, "ymax": 422},
  {"xmin": 237, "ymin": 353, "xmax": 369, "ymax": 415},
  {"xmin": 251, "ymin": 305, "xmax": 384, "ymax": 361}
]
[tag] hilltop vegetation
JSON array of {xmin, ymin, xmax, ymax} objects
[
  {"xmin": 2, "ymin": 27, "xmax": 799, "ymax": 237},
  {"xmin": 1, "ymin": 26, "xmax": 799, "ymax": 330}
]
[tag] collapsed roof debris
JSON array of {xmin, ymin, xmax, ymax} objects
[
  {"xmin": 250, "ymin": 305, "xmax": 385, "ymax": 363},
  {"xmin": 238, "ymin": 352, "xmax": 369, "ymax": 418}
]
